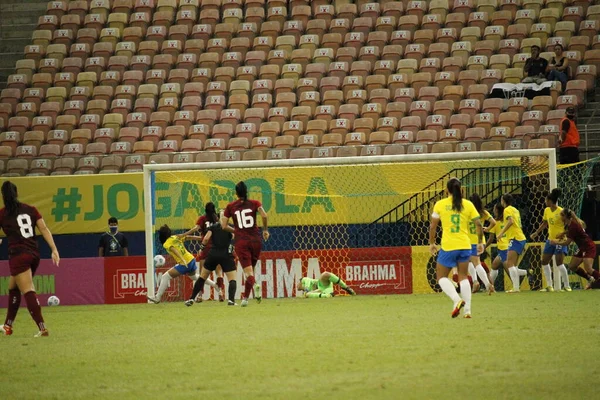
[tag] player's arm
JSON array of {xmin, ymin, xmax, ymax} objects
[
  {"xmin": 169, "ymin": 246, "xmax": 185, "ymax": 263},
  {"xmin": 181, "ymin": 224, "xmax": 201, "ymax": 237},
  {"xmin": 428, "ymin": 213, "xmax": 440, "ymax": 256},
  {"xmin": 496, "ymin": 216, "xmax": 513, "ymax": 240},
  {"xmin": 485, "ymin": 216, "xmax": 496, "ymax": 231},
  {"xmin": 484, "ymin": 231, "xmax": 496, "ymax": 249},
  {"xmin": 258, "ymin": 206, "xmax": 269, "ymax": 241},
  {"xmin": 473, "ymin": 217, "xmax": 484, "ymax": 254},
  {"xmin": 551, "ymin": 236, "xmax": 572, "ymax": 246},
  {"xmin": 36, "ymin": 218, "xmax": 60, "ymax": 266},
  {"xmin": 98, "ymin": 243, "xmax": 104, "ymax": 257},
  {"xmin": 531, "ymin": 220, "xmax": 548, "ymax": 239},
  {"xmin": 122, "ymin": 235, "xmax": 129, "ymax": 256},
  {"xmin": 201, "ymin": 230, "xmax": 212, "ymax": 247}
]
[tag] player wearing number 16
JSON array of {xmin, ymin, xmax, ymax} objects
[
  {"xmin": 0, "ymin": 181, "xmax": 60, "ymax": 337},
  {"xmin": 429, "ymin": 178, "xmax": 483, "ymax": 318},
  {"xmin": 221, "ymin": 181, "xmax": 269, "ymax": 307}
]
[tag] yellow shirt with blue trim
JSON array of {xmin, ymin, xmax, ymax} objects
[
  {"xmin": 543, "ymin": 206, "xmax": 563, "ymax": 240},
  {"xmin": 503, "ymin": 206, "xmax": 526, "ymax": 241},
  {"xmin": 163, "ymin": 236, "xmax": 194, "ymax": 265},
  {"xmin": 468, "ymin": 209, "xmax": 491, "ymax": 245},
  {"xmin": 432, "ymin": 197, "xmax": 480, "ymax": 251},
  {"xmin": 490, "ymin": 222, "xmax": 509, "ymax": 251}
]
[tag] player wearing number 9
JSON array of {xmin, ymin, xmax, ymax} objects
[
  {"xmin": 0, "ymin": 181, "xmax": 60, "ymax": 337},
  {"xmin": 429, "ymin": 178, "xmax": 483, "ymax": 318},
  {"xmin": 221, "ymin": 181, "xmax": 269, "ymax": 307}
]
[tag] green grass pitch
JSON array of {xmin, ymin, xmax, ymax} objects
[{"xmin": 3, "ymin": 292, "xmax": 599, "ymax": 400}]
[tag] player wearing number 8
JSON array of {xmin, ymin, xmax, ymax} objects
[
  {"xmin": 495, "ymin": 194, "xmax": 528, "ymax": 293},
  {"xmin": 0, "ymin": 181, "xmax": 60, "ymax": 337},
  {"xmin": 429, "ymin": 178, "xmax": 483, "ymax": 318},
  {"xmin": 222, "ymin": 181, "xmax": 269, "ymax": 307}
]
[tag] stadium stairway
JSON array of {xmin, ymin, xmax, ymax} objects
[{"xmin": 0, "ymin": 0, "xmax": 48, "ymax": 90}]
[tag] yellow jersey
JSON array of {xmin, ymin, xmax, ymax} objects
[
  {"xmin": 163, "ymin": 236, "xmax": 195, "ymax": 266},
  {"xmin": 502, "ymin": 205, "xmax": 526, "ymax": 241},
  {"xmin": 468, "ymin": 209, "xmax": 491, "ymax": 245},
  {"xmin": 432, "ymin": 197, "xmax": 480, "ymax": 251},
  {"xmin": 490, "ymin": 222, "xmax": 509, "ymax": 250},
  {"xmin": 543, "ymin": 206, "xmax": 563, "ymax": 240}
]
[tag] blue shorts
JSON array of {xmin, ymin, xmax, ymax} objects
[
  {"xmin": 173, "ymin": 259, "xmax": 197, "ymax": 275},
  {"xmin": 471, "ymin": 244, "xmax": 479, "ymax": 257},
  {"xmin": 437, "ymin": 249, "xmax": 471, "ymax": 268},
  {"xmin": 508, "ymin": 239, "xmax": 527, "ymax": 255},
  {"xmin": 543, "ymin": 240, "xmax": 568, "ymax": 255},
  {"xmin": 498, "ymin": 250, "xmax": 508, "ymax": 263}
]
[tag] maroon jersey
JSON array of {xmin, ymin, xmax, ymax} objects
[
  {"xmin": 195, "ymin": 215, "xmax": 212, "ymax": 236},
  {"xmin": 224, "ymin": 199, "xmax": 262, "ymax": 240},
  {"xmin": 0, "ymin": 203, "xmax": 42, "ymax": 255},
  {"xmin": 567, "ymin": 220, "xmax": 595, "ymax": 253}
]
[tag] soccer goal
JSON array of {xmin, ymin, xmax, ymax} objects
[{"xmin": 143, "ymin": 148, "xmax": 595, "ymax": 301}]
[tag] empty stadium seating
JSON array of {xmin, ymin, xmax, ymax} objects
[{"xmin": 0, "ymin": 0, "xmax": 597, "ymax": 175}]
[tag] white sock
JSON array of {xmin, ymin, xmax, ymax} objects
[
  {"xmin": 558, "ymin": 264, "xmax": 570, "ymax": 289},
  {"xmin": 508, "ymin": 267, "xmax": 520, "ymax": 291},
  {"xmin": 156, "ymin": 272, "xmax": 172, "ymax": 300},
  {"xmin": 517, "ymin": 268, "xmax": 528, "ymax": 276},
  {"xmin": 490, "ymin": 269, "xmax": 498, "ymax": 283},
  {"xmin": 475, "ymin": 264, "xmax": 491, "ymax": 289},
  {"xmin": 542, "ymin": 264, "xmax": 553, "ymax": 288},
  {"xmin": 459, "ymin": 279, "xmax": 472, "ymax": 314},
  {"xmin": 438, "ymin": 277, "xmax": 461, "ymax": 304},
  {"xmin": 205, "ymin": 278, "xmax": 217, "ymax": 288},
  {"xmin": 468, "ymin": 262, "xmax": 478, "ymax": 282}
]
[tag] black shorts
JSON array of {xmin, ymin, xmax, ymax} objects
[{"xmin": 204, "ymin": 252, "xmax": 236, "ymax": 273}]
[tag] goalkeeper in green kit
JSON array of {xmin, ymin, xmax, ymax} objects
[{"xmin": 297, "ymin": 271, "xmax": 357, "ymax": 298}]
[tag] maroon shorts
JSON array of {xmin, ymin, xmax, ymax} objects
[
  {"xmin": 9, "ymin": 252, "xmax": 40, "ymax": 277},
  {"xmin": 235, "ymin": 238, "xmax": 262, "ymax": 268},
  {"xmin": 575, "ymin": 246, "xmax": 596, "ymax": 259}
]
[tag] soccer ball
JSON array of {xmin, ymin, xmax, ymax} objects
[
  {"xmin": 154, "ymin": 255, "xmax": 166, "ymax": 267},
  {"xmin": 47, "ymin": 296, "xmax": 60, "ymax": 306}
]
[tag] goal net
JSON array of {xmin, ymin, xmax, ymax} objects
[{"xmin": 143, "ymin": 149, "xmax": 596, "ymax": 301}]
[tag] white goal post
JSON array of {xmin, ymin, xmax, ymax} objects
[{"xmin": 143, "ymin": 148, "xmax": 559, "ymax": 298}]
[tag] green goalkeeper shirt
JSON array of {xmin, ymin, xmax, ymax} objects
[{"xmin": 300, "ymin": 277, "xmax": 334, "ymax": 294}]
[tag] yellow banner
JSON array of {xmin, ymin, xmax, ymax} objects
[
  {"xmin": 1, "ymin": 157, "xmax": 532, "ymax": 234},
  {"xmin": 0, "ymin": 174, "xmax": 143, "ymax": 235}
]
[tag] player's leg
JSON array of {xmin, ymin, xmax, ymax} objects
[
  {"xmin": 555, "ymin": 251, "xmax": 571, "ymax": 291},
  {"xmin": 468, "ymin": 252, "xmax": 481, "ymax": 293},
  {"xmin": 540, "ymin": 248, "xmax": 554, "ymax": 291},
  {"xmin": 224, "ymin": 270, "xmax": 237, "ymax": 305},
  {"xmin": 1, "ymin": 276, "xmax": 20, "ymax": 336},
  {"xmin": 506, "ymin": 248, "xmax": 521, "ymax": 293},
  {"xmin": 187, "ymin": 266, "xmax": 212, "ymax": 306},
  {"xmin": 14, "ymin": 267, "xmax": 47, "ymax": 336},
  {"xmin": 241, "ymin": 265, "xmax": 255, "ymax": 306},
  {"xmin": 566, "ymin": 256, "xmax": 593, "ymax": 287},
  {"xmin": 581, "ymin": 257, "xmax": 600, "ymax": 288},
  {"xmin": 456, "ymin": 253, "xmax": 472, "ymax": 317},
  {"xmin": 490, "ymin": 256, "xmax": 501, "ymax": 284},
  {"xmin": 436, "ymin": 250, "xmax": 464, "ymax": 318},
  {"xmin": 251, "ymin": 240, "xmax": 262, "ymax": 303},
  {"xmin": 216, "ymin": 265, "xmax": 225, "ymax": 302},
  {"xmin": 320, "ymin": 271, "xmax": 355, "ymax": 295},
  {"xmin": 305, "ymin": 288, "xmax": 333, "ymax": 298},
  {"xmin": 149, "ymin": 267, "xmax": 181, "ymax": 303}
]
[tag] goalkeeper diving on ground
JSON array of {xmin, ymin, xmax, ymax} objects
[{"xmin": 297, "ymin": 272, "xmax": 357, "ymax": 298}]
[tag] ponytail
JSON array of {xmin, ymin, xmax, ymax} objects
[
  {"xmin": 1, "ymin": 181, "xmax": 19, "ymax": 216},
  {"xmin": 447, "ymin": 178, "xmax": 463, "ymax": 212},
  {"xmin": 235, "ymin": 181, "xmax": 248, "ymax": 204},
  {"xmin": 494, "ymin": 203, "xmax": 504, "ymax": 221},
  {"xmin": 205, "ymin": 202, "xmax": 218, "ymax": 223},
  {"xmin": 547, "ymin": 188, "xmax": 561, "ymax": 204},
  {"xmin": 502, "ymin": 193, "xmax": 514, "ymax": 206},
  {"xmin": 562, "ymin": 208, "xmax": 586, "ymax": 229},
  {"xmin": 469, "ymin": 193, "xmax": 484, "ymax": 214}
]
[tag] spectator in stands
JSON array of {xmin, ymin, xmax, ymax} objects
[
  {"xmin": 559, "ymin": 107, "xmax": 580, "ymax": 164},
  {"xmin": 98, "ymin": 217, "xmax": 129, "ymax": 257},
  {"xmin": 522, "ymin": 45, "xmax": 548, "ymax": 85},
  {"xmin": 546, "ymin": 44, "xmax": 569, "ymax": 91}
]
